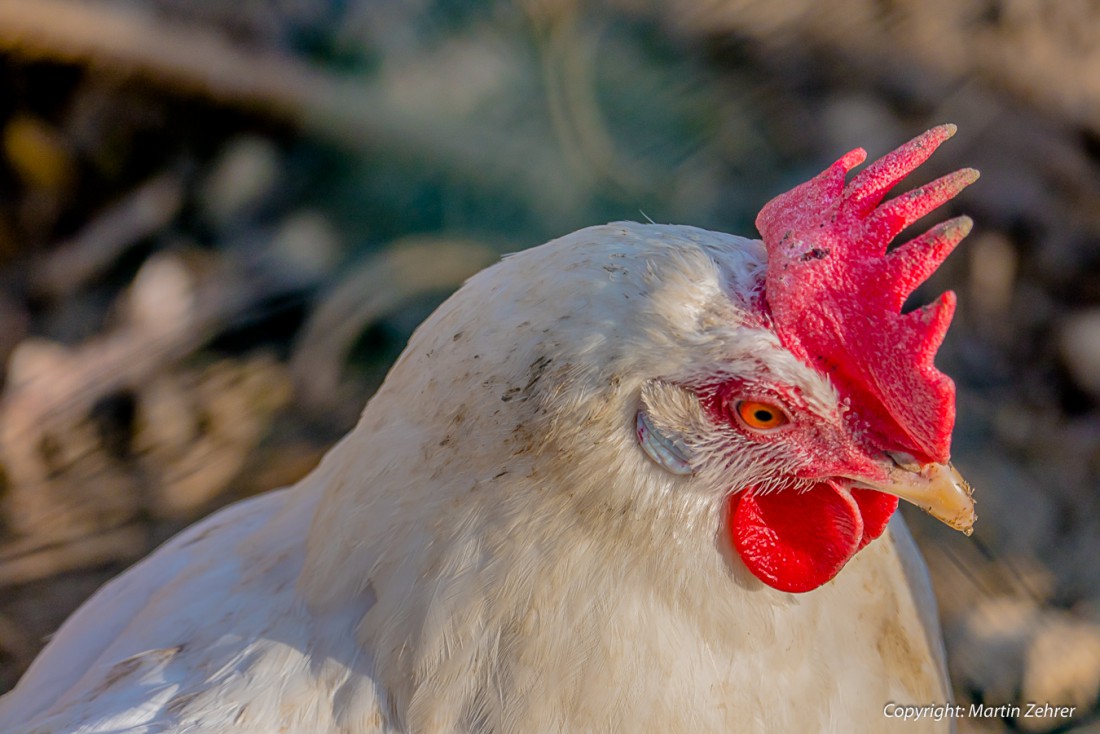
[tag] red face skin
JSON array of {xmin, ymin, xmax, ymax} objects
[{"xmin": 702, "ymin": 378, "xmax": 900, "ymax": 593}]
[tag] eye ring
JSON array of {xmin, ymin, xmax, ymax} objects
[{"xmin": 734, "ymin": 400, "xmax": 790, "ymax": 431}]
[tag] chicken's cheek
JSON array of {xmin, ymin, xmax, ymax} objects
[{"xmin": 728, "ymin": 482, "xmax": 896, "ymax": 593}]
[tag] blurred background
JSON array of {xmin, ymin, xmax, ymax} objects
[{"xmin": 0, "ymin": 0, "xmax": 1097, "ymax": 731}]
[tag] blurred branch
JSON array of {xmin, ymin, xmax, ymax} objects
[
  {"xmin": 0, "ymin": 0, "xmax": 583, "ymax": 213},
  {"xmin": 536, "ymin": 8, "xmax": 650, "ymax": 197},
  {"xmin": 0, "ymin": 0, "xmax": 307, "ymax": 108},
  {"xmin": 0, "ymin": 526, "xmax": 145, "ymax": 589},
  {"xmin": 30, "ymin": 172, "xmax": 184, "ymax": 298}
]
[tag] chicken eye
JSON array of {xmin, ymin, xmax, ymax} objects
[{"xmin": 735, "ymin": 401, "xmax": 789, "ymax": 430}]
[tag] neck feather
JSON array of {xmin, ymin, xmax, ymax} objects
[{"xmin": 298, "ymin": 366, "xmax": 738, "ymax": 730}]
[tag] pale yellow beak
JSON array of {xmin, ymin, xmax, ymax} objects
[{"xmin": 849, "ymin": 461, "xmax": 976, "ymax": 535}]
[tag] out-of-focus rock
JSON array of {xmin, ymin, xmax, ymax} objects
[
  {"xmin": 819, "ymin": 94, "xmax": 903, "ymax": 160},
  {"xmin": 1020, "ymin": 612, "xmax": 1100, "ymax": 732},
  {"xmin": 947, "ymin": 593, "xmax": 1100, "ymax": 732},
  {"xmin": 947, "ymin": 595, "xmax": 1041, "ymax": 705},
  {"xmin": 953, "ymin": 454, "xmax": 1058, "ymax": 558},
  {"xmin": 266, "ymin": 210, "xmax": 341, "ymax": 288},
  {"xmin": 4, "ymin": 338, "xmax": 71, "ymax": 395},
  {"xmin": 1059, "ymin": 309, "xmax": 1100, "ymax": 400},
  {"xmin": 198, "ymin": 136, "xmax": 281, "ymax": 228},
  {"xmin": 2, "ymin": 114, "xmax": 74, "ymax": 192},
  {"xmin": 968, "ymin": 232, "xmax": 1018, "ymax": 324},
  {"xmin": 957, "ymin": 715, "xmax": 1008, "ymax": 734},
  {"xmin": 126, "ymin": 253, "xmax": 197, "ymax": 339}
]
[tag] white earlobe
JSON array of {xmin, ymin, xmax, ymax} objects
[{"xmin": 636, "ymin": 409, "xmax": 694, "ymax": 475}]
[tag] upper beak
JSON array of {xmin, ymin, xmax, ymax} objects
[{"xmin": 848, "ymin": 460, "xmax": 976, "ymax": 535}]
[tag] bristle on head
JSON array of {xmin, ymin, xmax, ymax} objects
[{"xmin": 755, "ymin": 125, "xmax": 978, "ymax": 463}]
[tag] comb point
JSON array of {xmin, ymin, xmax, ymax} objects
[
  {"xmin": 842, "ymin": 126, "xmax": 958, "ymax": 217},
  {"xmin": 880, "ymin": 216, "xmax": 972, "ymax": 307}
]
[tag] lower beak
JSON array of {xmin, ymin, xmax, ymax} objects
[{"xmin": 849, "ymin": 461, "xmax": 976, "ymax": 535}]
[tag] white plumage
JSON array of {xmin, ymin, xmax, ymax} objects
[{"xmin": 0, "ymin": 222, "xmax": 958, "ymax": 733}]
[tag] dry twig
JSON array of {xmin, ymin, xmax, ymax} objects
[{"xmin": 30, "ymin": 172, "xmax": 184, "ymax": 298}]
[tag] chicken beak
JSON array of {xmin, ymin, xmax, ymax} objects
[{"xmin": 849, "ymin": 461, "xmax": 976, "ymax": 535}]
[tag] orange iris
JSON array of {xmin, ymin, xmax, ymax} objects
[{"xmin": 735, "ymin": 400, "xmax": 789, "ymax": 430}]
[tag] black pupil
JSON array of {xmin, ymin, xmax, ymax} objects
[{"xmin": 754, "ymin": 409, "xmax": 773, "ymax": 422}]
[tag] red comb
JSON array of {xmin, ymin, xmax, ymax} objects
[{"xmin": 755, "ymin": 125, "xmax": 978, "ymax": 463}]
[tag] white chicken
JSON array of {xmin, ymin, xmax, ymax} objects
[{"xmin": 0, "ymin": 126, "xmax": 977, "ymax": 733}]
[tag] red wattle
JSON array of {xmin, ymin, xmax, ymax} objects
[
  {"xmin": 851, "ymin": 488, "xmax": 898, "ymax": 550},
  {"xmin": 728, "ymin": 483, "xmax": 897, "ymax": 593}
]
